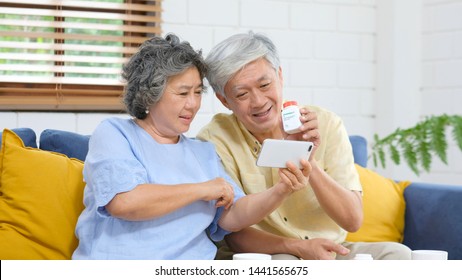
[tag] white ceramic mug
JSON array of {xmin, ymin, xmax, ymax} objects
[
  {"xmin": 232, "ymin": 253, "xmax": 272, "ymax": 260},
  {"xmin": 411, "ymin": 250, "xmax": 448, "ymax": 260}
]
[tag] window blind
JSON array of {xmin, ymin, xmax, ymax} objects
[{"xmin": 0, "ymin": 0, "xmax": 162, "ymax": 111}]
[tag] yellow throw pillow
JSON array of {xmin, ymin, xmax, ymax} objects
[
  {"xmin": 346, "ymin": 164, "xmax": 411, "ymax": 243},
  {"xmin": 0, "ymin": 129, "xmax": 85, "ymax": 259}
]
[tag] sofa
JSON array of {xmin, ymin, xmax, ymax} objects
[
  {"xmin": 1, "ymin": 128, "xmax": 461, "ymax": 260},
  {"xmin": 348, "ymin": 136, "xmax": 462, "ymax": 260}
]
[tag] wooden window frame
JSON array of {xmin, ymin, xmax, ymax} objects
[{"xmin": 0, "ymin": 0, "xmax": 162, "ymax": 111}]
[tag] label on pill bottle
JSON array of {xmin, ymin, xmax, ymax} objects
[{"xmin": 282, "ymin": 101, "xmax": 302, "ymax": 134}]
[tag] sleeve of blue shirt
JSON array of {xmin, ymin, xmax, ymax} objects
[{"xmin": 83, "ymin": 119, "xmax": 149, "ymax": 216}]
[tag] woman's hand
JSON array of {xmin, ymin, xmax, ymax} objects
[
  {"xmin": 200, "ymin": 178, "xmax": 235, "ymax": 209},
  {"xmin": 218, "ymin": 160, "xmax": 310, "ymax": 232},
  {"xmin": 284, "ymin": 108, "xmax": 320, "ymax": 160},
  {"xmin": 278, "ymin": 159, "xmax": 311, "ymax": 193}
]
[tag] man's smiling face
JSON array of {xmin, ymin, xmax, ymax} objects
[{"xmin": 217, "ymin": 58, "xmax": 284, "ymax": 142}]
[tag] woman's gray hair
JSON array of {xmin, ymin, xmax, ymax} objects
[
  {"xmin": 122, "ymin": 33, "xmax": 207, "ymax": 119},
  {"xmin": 205, "ymin": 31, "xmax": 280, "ymax": 97}
]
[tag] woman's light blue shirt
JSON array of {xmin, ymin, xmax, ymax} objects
[{"xmin": 72, "ymin": 118, "xmax": 245, "ymax": 260}]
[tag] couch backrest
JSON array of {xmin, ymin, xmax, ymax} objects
[
  {"xmin": 3, "ymin": 128, "xmax": 369, "ymax": 166},
  {"xmin": 349, "ymin": 135, "xmax": 368, "ymax": 168},
  {"xmin": 0, "ymin": 128, "xmax": 38, "ymax": 148},
  {"xmin": 39, "ymin": 129, "xmax": 90, "ymax": 161}
]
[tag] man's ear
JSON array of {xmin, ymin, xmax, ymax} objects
[
  {"xmin": 278, "ymin": 66, "xmax": 284, "ymax": 86},
  {"xmin": 216, "ymin": 93, "xmax": 230, "ymax": 110}
]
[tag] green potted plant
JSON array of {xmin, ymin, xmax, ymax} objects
[{"xmin": 372, "ymin": 114, "xmax": 462, "ymax": 175}]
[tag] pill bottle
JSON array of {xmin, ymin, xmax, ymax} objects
[
  {"xmin": 282, "ymin": 101, "xmax": 302, "ymax": 134},
  {"xmin": 352, "ymin": 254, "xmax": 373, "ymax": 260}
]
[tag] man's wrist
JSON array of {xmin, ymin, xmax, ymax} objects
[
  {"xmin": 281, "ymin": 237, "xmax": 302, "ymax": 258},
  {"xmin": 307, "ymin": 159, "xmax": 324, "ymax": 184}
]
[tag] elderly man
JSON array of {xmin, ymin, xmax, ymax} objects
[{"xmin": 197, "ymin": 31, "xmax": 411, "ymax": 260}]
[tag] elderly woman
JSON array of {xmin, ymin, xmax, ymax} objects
[{"xmin": 72, "ymin": 34, "xmax": 312, "ymax": 260}]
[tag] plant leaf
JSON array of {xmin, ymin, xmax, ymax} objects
[
  {"xmin": 371, "ymin": 114, "xmax": 462, "ymax": 174},
  {"xmin": 418, "ymin": 140, "xmax": 432, "ymax": 172},
  {"xmin": 451, "ymin": 115, "xmax": 462, "ymax": 151},
  {"xmin": 430, "ymin": 116, "xmax": 448, "ymax": 164},
  {"xmin": 417, "ymin": 124, "xmax": 431, "ymax": 172},
  {"xmin": 378, "ymin": 147, "xmax": 386, "ymax": 169},
  {"xmin": 389, "ymin": 143, "xmax": 400, "ymax": 165},
  {"xmin": 373, "ymin": 133, "xmax": 380, "ymax": 144},
  {"xmin": 402, "ymin": 139, "xmax": 419, "ymax": 175}
]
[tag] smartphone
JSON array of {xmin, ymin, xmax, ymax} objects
[{"xmin": 256, "ymin": 139, "xmax": 313, "ymax": 169}]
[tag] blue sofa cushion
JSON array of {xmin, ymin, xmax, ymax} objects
[
  {"xmin": 403, "ymin": 183, "xmax": 462, "ymax": 260},
  {"xmin": 0, "ymin": 128, "xmax": 37, "ymax": 148},
  {"xmin": 39, "ymin": 129, "xmax": 90, "ymax": 161},
  {"xmin": 349, "ymin": 135, "xmax": 367, "ymax": 168},
  {"xmin": 8, "ymin": 132, "xmax": 364, "ymax": 165}
]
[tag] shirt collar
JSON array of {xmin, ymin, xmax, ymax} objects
[{"xmin": 234, "ymin": 114, "xmax": 262, "ymax": 157}]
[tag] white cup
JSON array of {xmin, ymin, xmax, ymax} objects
[
  {"xmin": 233, "ymin": 253, "xmax": 272, "ymax": 260},
  {"xmin": 271, "ymin": 253, "xmax": 300, "ymax": 260},
  {"xmin": 411, "ymin": 250, "xmax": 448, "ymax": 260}
]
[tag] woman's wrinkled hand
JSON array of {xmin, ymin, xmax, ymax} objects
[{"xmin": 201, "ymin": 177, "xmax": 235, "ymax": 209}]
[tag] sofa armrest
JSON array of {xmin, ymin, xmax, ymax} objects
[{"xmin": 403, "ymin": 182, "xmax": 462, "ymax": 260}]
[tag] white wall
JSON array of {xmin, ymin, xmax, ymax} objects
[
  {"xmin": 375, "ymin": 0, "xmax": 422, "ymax": 181},
  {"xmin": 162, "ymin": 0, "xmax": 378, "ymax": 140},
  {"xmin": 419, "ymin": 0, "xmax": 462, "ymax": 184},
  {"xmin": 375, "ymin": 0, "xmax": 462, "ymax": 184},
  {"xmin": 1, "ymin": 0, "xmax": 461, "ymax": 184}
]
